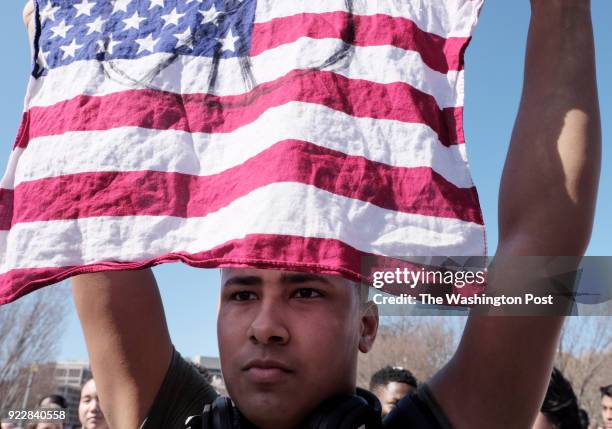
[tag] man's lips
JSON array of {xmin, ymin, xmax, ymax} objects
[{"xmin": 242, "ymin": 359, "xmax": 294, "ymax": 383}]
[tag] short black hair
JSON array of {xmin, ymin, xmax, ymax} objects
[
  {"xmin": 541, "ymin": 368, "xmax": 582, "ymax": 429},
  {"xmin": 369, "ymin": 366, "xmax": 417, "ymax": 391},
  {"xmin": 38, "ymin": 394, "xmax": 67, "ymax": 409},
  {"xmin": 601, "ymin": 385, "xmax": 612, "ymax": 398}
]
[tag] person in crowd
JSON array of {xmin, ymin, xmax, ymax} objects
[
  {"xmin": 578, "ymin": 409, "xmax": 590, "ymax": 429},
  {"xmin": 38, "ymin": 395, "xmax": 67, "ymax": 411},
  {"xmin": 533, "ymin": 368, "xmax": 583, "ymax": 429},
  {"xmin": 600, "ymin": 385, "xmax": 612, "ymax": 429},
  {"xmin": 78, "ymin": 379, "xmax": 109, "ymax": 429},
  {"xmin": 29, "ymin": 424, "xmax": 61, "ymax": 429},
  {"xmin": 369, "ymin": 366, "xmax": 418, "ymax": 417}
]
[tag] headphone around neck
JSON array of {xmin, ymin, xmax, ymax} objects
[{"xmin": 184, "ymin": 388, "xmax": 383, "ymax": 429}]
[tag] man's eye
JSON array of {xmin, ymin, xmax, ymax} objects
[
  {"xmin": 231, "ymin": 291, "xmax": 257, "ymax": 301},
  {"xmin": 293, "ymin": 288, "xmax": 323, "ymax": 299}
]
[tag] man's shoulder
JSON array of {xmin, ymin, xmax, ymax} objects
[
  {"xmin": 384, "ymin": 385, "xmax": 451, "ymax": 429},
  {"xmin": 141, "ymin": 349, "xmax": 219, "ymax": 429}
]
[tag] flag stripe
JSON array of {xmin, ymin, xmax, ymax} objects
[
  {"xmin": 27, "ymin": 41, "xmax": 464, "ymax": 110},
  {"xmin": 26, "ymin": 70, "xmax": 463, "ymax": 146},
  {"xmin": 7, "ymin": 139, "xmax": 483, "ymax": 228},
  {"xmin": 13, "ymin": 104, "xmax": 474, "ymax": 189},
  {"xmin": 1, "ymin": 182, "xmax": 486, "ymax": 274},
  {"xmin": 253, "ymin": 0, "xmax": 483, "ymax": 38},
  {"xmin": 0, "ymin": 233, "xmax": 479, "ymax": 305},
  {"xmin": 250, "ymin": 12, "xmax": 469, "ymax": 73}
]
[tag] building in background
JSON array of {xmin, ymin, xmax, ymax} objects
[
  {"xmin": 192, "ymin": 356, "xmax": 226, "ymax": 396},
  {"xmin": 51, "ymin": 362, "xmax": 92, "ymax": 428}
]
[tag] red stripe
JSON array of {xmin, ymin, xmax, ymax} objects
[
  {"xmin": 250, "ymin": 12, "xmax": 469, "ymax": 74},
  {"xmin": 9, "ymin": 140, "xmax": 483, "ymax": 227},
  {"xmin": 13, "ymin": 112, "xmax": 30, "ymax": 149},
  {"xmin": 0, "ymin": 234, "xmax": 484, "ymax": 305},
  {"xmin": 0, "ymin": 189, "xmax": 14, "ymax": 230},
  {"xmin": 27, "ymin": 70, "xmax": 462, "ymax": 146}
]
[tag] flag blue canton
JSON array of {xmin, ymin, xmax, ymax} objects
[{"xmin": 36, "ymin": 0, "xmax": 256, "ymax": 71}]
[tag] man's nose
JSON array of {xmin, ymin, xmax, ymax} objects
[{"xmin": 248, "ymin": 298, "xmax": 289, "ymax": 345}]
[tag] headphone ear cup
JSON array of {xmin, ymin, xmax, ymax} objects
[{"xmin": 205, "ymin": 396, "xmax": 240, "ymax": 429}]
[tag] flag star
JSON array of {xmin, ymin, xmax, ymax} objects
[
  {"xmin": 112, "ymin": 0, "xmax": 132, "ymax": 14},
  {"xmin": 41, "ymin": 2, "xmax": 60, "ymax": 22},
  {"xmin": 149, "ymin": 0, "xmax": 165, "ymax": 9},
  {"xmin": 74, "ymin": 0, "xmax": 95, "ymax": 17},
  {"xmin": 174, "ymin": 26, "xmax": 194, "ymax": 49},
  {"xmin": 162, "ymin": 8, "xmax": 184, "ymax": 27},
  {"xmin": 122, "ymin": 12, "xmax": 146, "ymax": 30},
  {"xmin": 135, "ymin": 33, "xmax": 157, "ymax": 54},
  {"xmin": 50, "ymin": 20, "xmax": 73, "ymax": 39},
  {"xmin": 60, "ymin": 38, "xmax": 83, "ymax": 59},
  {"xmin": 200, "ymin": 4, "xmax": 221, "ymax": 24},
  {"xmin": 217, "ymin": 28, "xmax": 239, "ymax": 52},
  {"xmin": 86, "ymin": 16, "xmax": 105, "ymax": 35}
]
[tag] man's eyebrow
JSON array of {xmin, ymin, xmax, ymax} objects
[
  {"xmin": 279, "ymin": 273, "xmax": 334, "ymax": 286},
  {"xmin": 223, "ymin": 276, "xmax": 263, "ymax": 288}
]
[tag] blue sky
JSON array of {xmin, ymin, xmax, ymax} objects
[{"xmin": 0, "ymin": 1, "xmax": 610, "ymax": 361}]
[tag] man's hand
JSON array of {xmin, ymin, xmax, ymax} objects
[
  {"xmin": 429, "ymin": 2, "xmax": 601, "ymax": 428},
  {"xmin": 23, "ymin": 1, "xmax": 35, "ymax": 43}
]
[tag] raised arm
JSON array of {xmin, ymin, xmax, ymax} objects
[
  {"xmin": 72, "ymin": 270, "xmax": 173, "ymax": 429},
  {"xmin": 20, "ymin": 5, "xmax": 174, "ymax": 427},
  {"xmin": 429, "ymin": 1, "xmax": 601, "ymax": 428}
]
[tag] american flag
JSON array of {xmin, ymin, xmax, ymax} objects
[{"xmin": 0, "ymin": 0, "xmax": 486, "ymax": 304}]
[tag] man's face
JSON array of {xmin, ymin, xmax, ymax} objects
[
  {"xmin": 218, "ymin": 268, "xmax": 378, "ymax": 429},
  {"xmin": 602, "ymin": 394, "xmax": 612, "ymax": 428},
  {"xmin": 373, "ymin": 381, "xmax": 414, "ymax": 417},
  {"xmin": 78, "ymin": 380, "xmax": 109, "ymax": 429}
]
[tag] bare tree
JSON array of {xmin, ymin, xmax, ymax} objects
[
  {"xmin": 358, "ymin": 316, "xmax": 466, "ymax": 388},
  {"xmin": 0, "ymin": 285, "xmax": 69, "ymax": 414}
]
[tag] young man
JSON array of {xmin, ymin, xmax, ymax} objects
[
  {"xmin": 369, "ymin": 367, "xmax": 418, "ymax": 418},
  {"xmin": 532, "ymin": 368, "xmax": 583, "ymax": 429},
  {"xmin": 78, "ymin": 379, "xmax": 110, "ymax": 429},
  {"xmin": 601, "ymin": 385, "xmax": 612, "ymax": 429},
  {"xmin": 29, "ymin": 0, "xmax": 599, "ymax": 427}
]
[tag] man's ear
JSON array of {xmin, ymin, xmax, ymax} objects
[{"xmin": 359, "ymin": 302, "xmax": 379, "ymax": 353}]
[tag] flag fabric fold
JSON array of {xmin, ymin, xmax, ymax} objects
[{"xmin": 0, "ymin": 0, "xmax": 486, "ymax": 304}]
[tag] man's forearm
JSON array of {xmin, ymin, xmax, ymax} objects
[
  {"xmin": 430, "ymin": 3, "xmax": 601, "ymax": 428},
  {"xmin": 499, "ymin": 0, "xmax": 601, "ymax": 255},
  {"xmin": 72, "ymin": 269, "xmax": 173, "ymax": 429}
]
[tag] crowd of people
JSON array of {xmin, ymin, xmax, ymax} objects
[
  {"xmin": 1, "ymin": 378, "xmax": 109, "ymax": 429},
  {"xmin": 2, "ymin": 368, "xmax": 610, "ymax": 429},
  {"xmin": 367, "ymin": 366, "xmax": 612, "ymax": 429}
]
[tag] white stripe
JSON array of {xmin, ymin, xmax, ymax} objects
[
  {"xmin": 17, "ymin": 102, "xmax": 474, "ymax": 189},
  {"xmin": 254, "ymin": 0, "xmax": 484, "ymax": 38},
  {"xmin": 27, "ymin": 40, "xmax": 463, "ymax": 109},
  {"xmin": 0, "ymin": 182, "xmax": 486, "ymax": 272}
]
